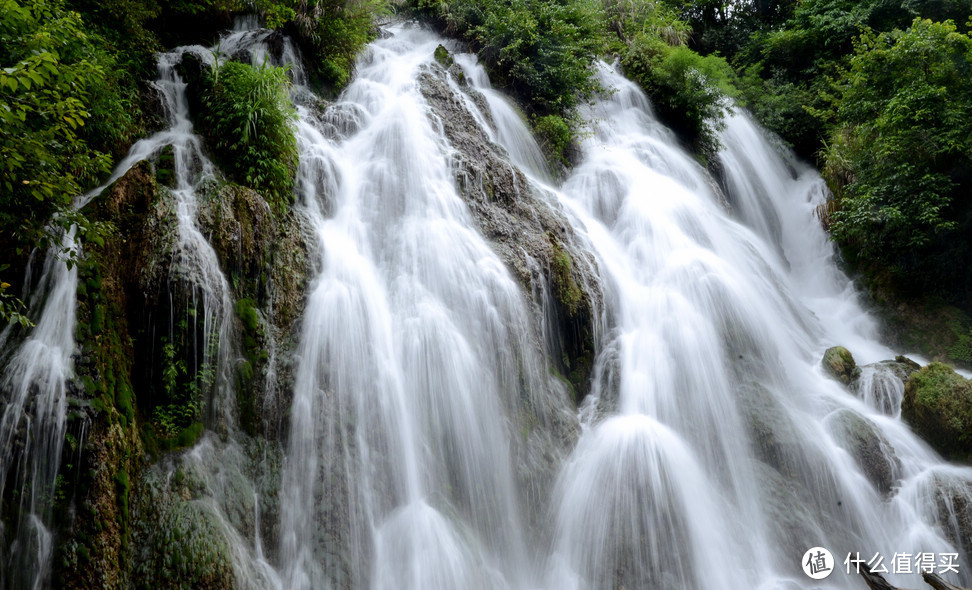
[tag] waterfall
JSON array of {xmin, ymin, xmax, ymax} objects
[
  {"xmin": 0, "ymin": 23, "xmax": 274, "ymax": 588},
  {"xmin": 539, "ymin": 63, "xmax": 971, "ymax": 589},
  {"xmin": 276, "ymin": 24, "xmax": 972, "ymax": 590},
  {"xmin": 279, "ymin": 24, "xmax": 547, "ymax": 590},
  {"xmin": 0, "ymin": 230, "xmax": 77, "ymax": 589},
  {"xmin": 4, "ymin": 18, "xmax": 971, "ymax": 590}
]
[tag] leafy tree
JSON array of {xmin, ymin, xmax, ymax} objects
[
  {"xmin": 825, "ymin": 19, "xmax": 972, "ymax": 300},
  {"xmin": 0, "ymin": 0, "xmax": 115, "ymax": 276}
]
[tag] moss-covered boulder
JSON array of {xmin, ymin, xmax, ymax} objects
[
  {"xmin": 131, "ymin": 476, "xmax": 236, "ymax": 590},
  {"xmin": 902, "ymin": 362, "xmax": 972, "ymax": 461},
  {"xmin": 822, "ymin": 346, "xmax": 859, "ymax": 385}
]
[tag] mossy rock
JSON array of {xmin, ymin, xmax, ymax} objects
[
  {"xmin": 433, "ymin": 44, "xmax": 453, "ymax": 67},
  {"xmin": 903, "ymin": 362, "xmax": 972, "ymax": 461},
  {"xmin": 132, "ymin": 500, "xmax": 235, "ymax": 590},
  {"xmin": 822, "ymin": 346, "xmax": 859, "ymax": 385}
]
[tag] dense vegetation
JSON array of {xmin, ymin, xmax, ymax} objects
[
  {"xmin": 200, "ymin": 60, "xmax": 298, "ymax": 215},
  {"xmin": 824, "ymin": 20, "xmax": 972, "ymax": 302},
  {"xmin": 5, "ymin": 0, "xmax": 972, "ymax": 585},
  {"xmin": 3, "ymin": 0, "xmax": 972, "ymax": 332},
  {"xmin": 0, "ymin": 0, "xmax": 383, "ymax": 325}
]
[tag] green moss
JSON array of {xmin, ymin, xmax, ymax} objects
[
  {"xmin": 175, "ymin": 422, "xmax": 204, "ymax": 449},
  {"xmin": 547, "ymin": 235, "xmax": 595, "ymax": 403},
  {"xmin": 903, "ymin": 362, "xmax": 972, "ymax": 461},
  {"xmin": 114, "ymin": 469, "xmax": 130, "ymax": 550},
  {"xmin": 117, "ymin": 382, "xmax": 134, "ymax": 425},
  {"xmin": 91, "ymin": 304, "xmax": 105, "ymax": 335},
  {"xmin": 234, "ymin": 298, "xmax": 266, "ymax": 435},
  {"xmin": 822, "ymin": 345, "xmax": 858, "ymax": 385},
  {"xmin": 131, "ymin": 492, "xmax": 235, "ymax": 590},
  {"xmin": 551, "ymin": 242, "xmax": 583, "ymax": 316},
  {"xmin": 155, "ymin": 145, "xmax": 175, "ymax": 187},
  {"xmin": 434, "ymin": 44, "xmax": 453, "ymax": 67},
  {"xmin": 948, "ymin": 321, "xmax": 972, "ymax": 366},
  {"xmin": 235, "ymin": 298, "xmax": 260, "ymax": 334}
]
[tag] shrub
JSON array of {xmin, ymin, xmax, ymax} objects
[
  {"xmin": 288, "ymin": 0, "xmax": 390, "ymax": 88},
  {"xmin": 533, "ymin": 114, "xmax": 572, "ymax": 166},
  {"xmin": 622, "ymin": 34, "xmax": 738, "ymax": 158},
  {"xmin": 201, "ymin": 60, "xmax": 298, "ymax": 215},
  {"xmin": 417, "ymin": 0, "xmax": 607, "ymax": 118}
]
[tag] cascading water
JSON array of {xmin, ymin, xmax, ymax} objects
[
  {"xmin": 538, "ymin": 64, "xmax": 972, "ymax": 589},
  {"xmin": 0, "ymin": 230, "xmax": 78, "ymax": 589},
  {"xmin": 0, "ymin": 23, "xmax": 275, "ymax": 588},
  {"xmin": 5, "ymin": 16, "xmax": 971, "ymax": 590},
  {"xmin": 278, "ymin": 25, "xmax": 553, "ymax": 590}
]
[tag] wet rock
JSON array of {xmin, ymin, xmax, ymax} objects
[
  {"xmin": 753, "ymin": 462, "xmax": 830, "ymax": 575},
  {"xmin": 903, "ymin": 362, "xmax": 972, "ymax": 461},
  {"xmin": 417, "ymin": 62, "xmax": 601, "ymax": 403},
  {"xmin": 929, "ymin": 473, "xmax": 972, "ymax": 565},
  {"xmin": 822, "ymin": 345, "xmax": 859, "ymax": 385},
  {"xmin": 196, "ymin": 181, "xmax": 310, "ymax": 439},
  {"xmin": 53, "ymin": 163, "xmax": 158, "ymax": 589},
  {"xmin": 852, "ymin": 358, "xmax": 919, "ymax": 416},
  {"xmin": 131, "ymin": 491, "xmax": 235, "ymax": 590},
  {"xmin": 738, "ymin": 381, "xmax": 805, "ymax": 479},
  {"xmin": 825, "ymin": 408, "xmax": 902, "ymax": 498}
]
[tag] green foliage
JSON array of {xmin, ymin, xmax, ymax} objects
[
  {"xmin": 0, "ymin": 274, "xmax": 31, "ymax": 328},
  {"xmin": 416, "ymin": 0, "xmax": 607, "ymax": 118},
  {"xmin": 825, "ymin": 19, "xmax": 972, "ymax": 298},
  {"xmin": 728, "ymin": 0, "xmax": 972, "ymax": 157},
  {"xmin": 153, "ymin": 334, "xmax": 211, "ymax": 440},
  {"xmin": 289, "ymin": 0, "xmax": 390, "ymax": 88},
  {"xmin": 0, "ymin": 0, "xmax": 116, "ymax": 263},
  {"xmin": 622, "ymin": 35, "xmax": 738, "ymax": 158},
  {"xmin": 550, "ymin": 238, "xmax": 582, "ymax": 315},
  {"xmin": 533, "ymin": 114, "xmax": 572, "ymax": 166},
  {"xmin": 201, "ymin": 59, "xmax": 298, "ymax": 216},
  {"xmin": 603, "ymin": 0, "xmax": 690, "ymax": 47}
]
